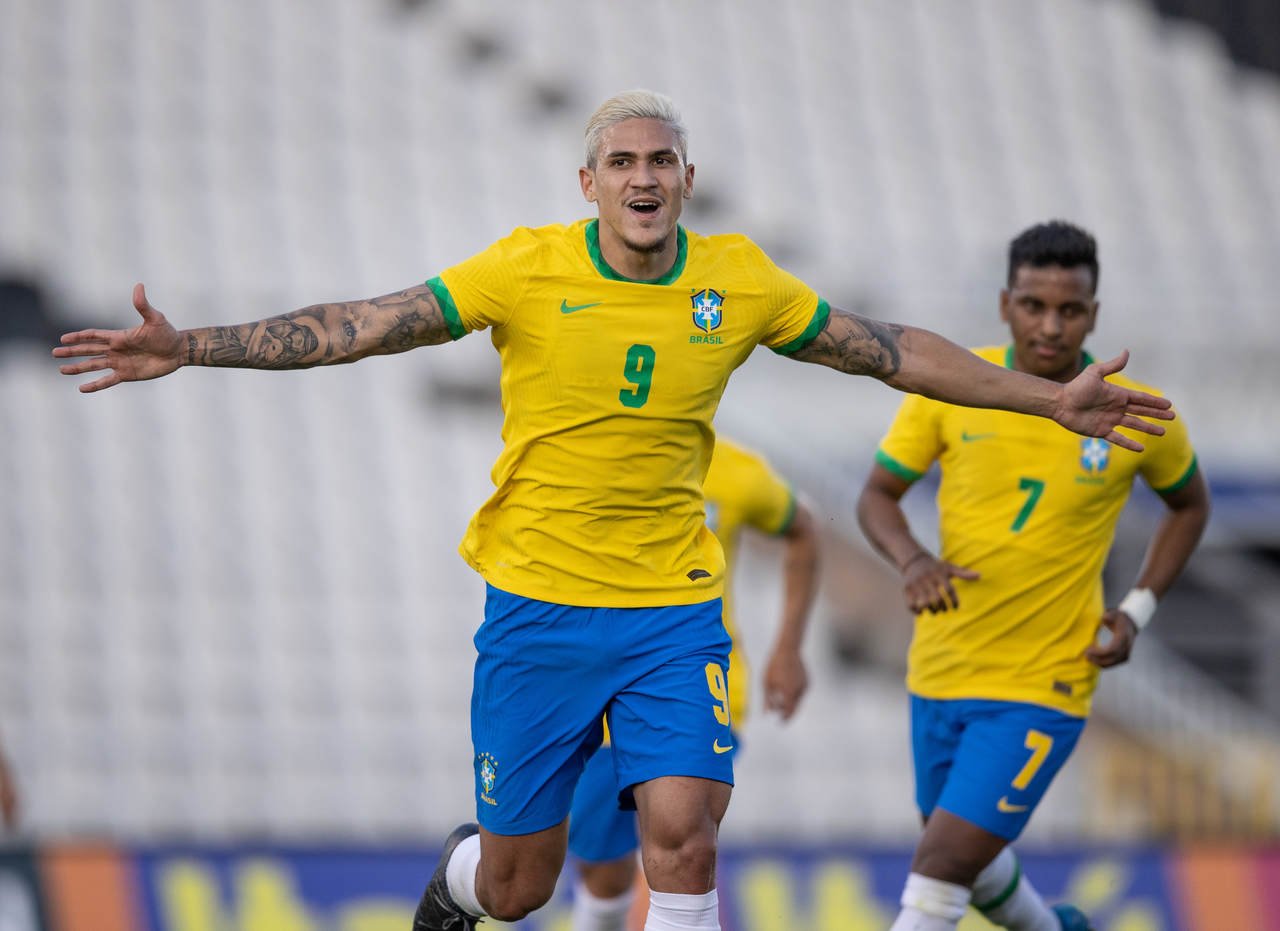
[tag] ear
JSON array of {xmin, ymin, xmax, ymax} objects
[
  {"xmin": 579, "ymin": 166, "xmax": 596, "ymax": 203},
  {"xmin": 998, "ymin": 288, "xmax": 1012, "ymax": 324},
  {"xmin": 683, "ymin": 163, "xmax": 695, "ymax": 199},
  {"xmin": 1087, "ymin": 300, "xmax": 1100, "ymax": 334}
]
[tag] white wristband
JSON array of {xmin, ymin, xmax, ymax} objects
[{"xmin": 1118, "ymin": 587, "xmax": 1157, "ymax": 630}]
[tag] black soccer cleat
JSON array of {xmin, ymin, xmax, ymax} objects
[{"xmin": 412, "ymin": 822, "xmax": 482, "ymax": 930}]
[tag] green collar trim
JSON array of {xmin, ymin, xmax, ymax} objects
[
  {"xmin": 1003, "ymin": 344, "xmax": 1095, "ymax": 372},
  {"xmin": 584, "ymin": 219, "xmax": 688, "ymax": 285}
]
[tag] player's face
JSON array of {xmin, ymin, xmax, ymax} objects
[
  {"xmin": 579, "ymin": 118, "xmax": 694, "ymax": 258},
  {"xmin": 1000, "ymin": 264, "xmax": 1098, "ymax": 382}
]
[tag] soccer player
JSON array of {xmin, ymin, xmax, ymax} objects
[
  {"xmin": 54, "ymin": 92, "xmax": 1175, "ymax": 931},
  {"xmin": 856, "ymin": 221, "xmax": 1210, "ymax": 931},
  {"xmin": 0, "ymin": 738, "xmax": 17, "ymax": 830},
  {"xmin": 568, "ymin": 436, "xmax": 819, "ymax": 931}
]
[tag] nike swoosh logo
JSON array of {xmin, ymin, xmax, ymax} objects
[
  {"xmin": 961, "ymin": 431, "xmax": 997, "ymax": 442},
  {"xmin": 560, "ymin": 299, "xmax": 603, "ymax": 314},
  {"xmin": 713, "ymin": 739, "xmax": 734, "ymax": 755},
  {"xmin": 997, "ymin": 796, "xmax": 1029, "ymax": 813}
]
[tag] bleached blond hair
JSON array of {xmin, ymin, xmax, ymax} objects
[{"xmin": 584, "ymin": 89, "xmax": 688, "ymax": 168}]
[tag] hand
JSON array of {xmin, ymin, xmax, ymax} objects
[
  {"xmin": 1086, "ymin": 608, "xmax": 1139, "ymax": 668},
  {"xmin": 902, "ymin": 552, "xmax": 980, "ymax": 614},
  {"xmin": 53, "ymin": 283, "xmax": 184, "ymax": 392},
  {"xmin": 1055, "ymin": 351, "xmax": 1174, "ymax": 452},
  {"xmin": 762, "ymin": 647, "xmax": 808, "ymax": 721}
]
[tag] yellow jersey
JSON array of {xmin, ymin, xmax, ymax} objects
[
  {"xmin": 703, "ymin": 438, "xmax": 798, "ymax": 724},
  {"xmin": 876, "ymin": 346, "xmax": 1198, "ymax": 716},
  {"xmin": 428, "ymin": 219, "xmax": 826, "ymax": 607}
]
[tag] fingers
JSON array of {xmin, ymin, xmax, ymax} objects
[
  {"xmin": 79, "ymin": 373, "xmax": 122, "ymax": 393},
  {"xmin": 1094, "ymin": 350, "xmax": 1129, "ymax": 377},
  {"xmin": 1104, "ymin": 430, "xmax": 1145, "ymax": 453},
  {"xmin": 133, "ymin": 282, "xmax": 161, "ymax": 322},
  {"xmin": 57, "ymin": 357, "xmax": 112, "ymax": 376},
  {"xmin": 1117, "ymin": 415, "xmax": 1168, "ymax": 436},
  {"xmin": 953, "ymin": 566, "xmax": 981, "ymax": 580},
  {"xmin": 55, "ymin": 331, "xmax": 115, "ymax": 350}
]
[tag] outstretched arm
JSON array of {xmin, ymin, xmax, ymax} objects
[
  {"xmin": 762, "ymin": 502, "xmax": 820, "ymax": 721},
  {"xmin": 54, "ymin": 282, "xmax": 456, "ymax": 392},
  {"xmin": 856, "ymin": 464, "xmax": 979, "ymax": 614},
  {"xmin": 1087, "ymin": 470, "xmax": 1211, "ymax": 668},
  {"xmin": 790, "ymin": 306, "xmax": 1174, "ymax": 451}
]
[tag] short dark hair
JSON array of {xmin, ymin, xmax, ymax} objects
[{"xmin": 1007, "ymin": 221, "xmax": 1099, "ymax": 293}]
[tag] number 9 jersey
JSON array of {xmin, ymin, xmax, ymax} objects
[
  {"xmin": 875, "ymin": 345, "xmax": 1198, "ymax": 717},
  {"xmin": 427, "ymin": 219, "xmax": 827, "ymax": 609}
]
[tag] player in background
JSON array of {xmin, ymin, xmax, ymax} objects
[
  {"xmin": 856, "ymin": 221, "xmax": 1210, "ymax": 931},
  {"xmin": 55, "ymin": 90, "xmax": 1175, "ymax": 931},
  {"xmin": 0, "ymin": 736, "xmax": 17, "ymax": 830},
  {"xmin": 568, "ymin": 436, "xmax": 820, "ymax": 931}
]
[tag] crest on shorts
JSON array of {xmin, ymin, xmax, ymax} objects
[
  {"xmin": 478, "ymin": 752, "xmax": 499, "ymax": 805},
  {"xmin": 691, "ymin": 289, "xmax": 724, "ymax": 333},
  {"xmin": 1080, "ymin": 437, "xmax": 1110, "ymax": 473}
]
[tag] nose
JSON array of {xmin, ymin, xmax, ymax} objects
[
  {"xmin": 1041, "ymin": 309, "xmax": 1064, "ymax": 336},
  {"xmin": 629, "ymin": 161, "xmax": 657, "ymax": 187}
]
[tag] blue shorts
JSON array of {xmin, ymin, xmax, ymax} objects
[
  {"xmin": 567, "ymin": 731, "xmax": 741, "ymax": 863},
  {"xmin": 471, "ymin": 585, "xmax": 734, "ymax": 836},
  {"xmin": 910, "ymin": 695, "xmax": 1086, "ymax": 840}
]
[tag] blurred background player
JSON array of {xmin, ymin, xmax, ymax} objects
[
  {"xmin": 567, "ymin": 436, "xmax": 820, "ymax": 931},
  {"xmin": 0, "ymin": 735, "xmax": 17, "ymax": 831},
  {"xmin": 856, "ymin": 220, "xmax": 1210, "ymax": 931}
]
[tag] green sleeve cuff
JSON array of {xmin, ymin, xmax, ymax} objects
[
  {"xmin": 425, "ymin": 276, "xmax": 467, "ymax": 340},
  {"xmin": 1153, "ymin": 455, "xmax": 1199, "ymax": 495},
  {"xmin": 771, "ymin": 299, "xmax": 830, "ymax": 356},
  {"xmin": 875, "ymin": 448, "xmax": 924, "ymax": 483}
]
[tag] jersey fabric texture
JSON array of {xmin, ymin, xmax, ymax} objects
[
  {"xmin": 566, "ymin": 439, "xmax": 793, "ymax": 862},
  {"xmin": 427, "ymin": 219, "xmax": 825, "ymax": 609},
  {"xmin": 472, "ymin": 585, "xmax": 731, "ymax": 836},
  {"xmin": 876, "ymin": 345, "xmax": 1197, "ymax": 717},
  {"xmin": 911, "ymin": 696, "xmax": 1085, "ymax": 840}
]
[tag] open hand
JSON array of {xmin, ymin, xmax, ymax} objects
[
  {"xmin": 53, "ymin": 283, "xmax": 184, "ymax": 392},
  {"xmin": 1055, "ymin": 351, "xmax": 1174, "ymax": 452}
]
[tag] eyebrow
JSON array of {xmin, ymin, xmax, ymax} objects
[{"xmin": 603, "ymin": 147, "xmax": 680, "ymax": 161}]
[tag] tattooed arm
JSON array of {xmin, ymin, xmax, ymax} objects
[
  {"xmin": 791, "ymin": 305, "xmax": 1174, "ymax": 450},
  {"xmin": 54, "ymin": 282, "xmax": 455, "ymax": 393}
]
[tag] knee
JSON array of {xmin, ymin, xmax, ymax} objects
[
  {"xmin": 643, "ymin": 826, "xmax": 718, "ymax": 889},
  {"xmin": 481, "ymin": 881, "xmax": 555, "ymax": 923}
]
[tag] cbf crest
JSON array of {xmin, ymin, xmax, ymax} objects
[
  {"xmin": 1080, "ymin": 437, "xmax": 1110, "ymax": 473},
  {"xmin": 691, "ymin": 289, "xmax": 725, "ymax": 333},
  {"xmin": 478, "ymin": 752, "xmax": 499, "ymax": 806}
]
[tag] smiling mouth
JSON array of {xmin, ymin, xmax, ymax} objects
[{"xmin": 628, "ymin": 199, "xmax": 661, "ymax": 215}]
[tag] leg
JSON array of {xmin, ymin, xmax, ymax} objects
[
  {"xmin": 634, "ymin": 775, "xmax": 731, "ymax": 894},
  {"xmin": 569, "ymin": 742, "xmax": 642, "ymax": 930},
  {"xmin": 972, "ymin": 845, "xmax": 1091, "ymax": 931}
]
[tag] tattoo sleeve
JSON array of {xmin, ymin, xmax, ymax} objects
[
  {"xmin": 790, "ymin": 306, "xmax": 904, "ymax": 378},
  {"xmin": 184, "ymin": 284, "xmax": 455, "ymax": 369}
]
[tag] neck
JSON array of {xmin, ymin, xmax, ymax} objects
[{"xmin": 597, "ymin": 225, "xmax": 679, "ymax": 282}]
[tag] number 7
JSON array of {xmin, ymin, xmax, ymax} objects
[{"xmin": 1011, "ymin": 477, "xmax": 1045, "ymax": 532}]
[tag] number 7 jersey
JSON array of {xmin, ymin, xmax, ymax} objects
[
  {"xmin": 875, "ymin": 345, "xmax": 1198, "ymax": 716},
  {"xmin": 427, "ymin": 219, "xmax": 827, "ymax": 608}
]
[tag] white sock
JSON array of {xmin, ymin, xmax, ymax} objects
[
  {"xmin": 444, "ymin": 833, "xmax": 485, "ymax": 918},
  {"xmin": 889, "ymin": 872, "xmax": 970, "ymax": 931},
  {"xmin": 643, "ymin": 888, "xmax": 719, "ymax": 930},
  {"xmin": 972, "ymin": 848, "xmax": 1058, "ymax": 931},
  {"xmin": 572, "ymin": 880, "xmax": 634, "ymax": 931}
]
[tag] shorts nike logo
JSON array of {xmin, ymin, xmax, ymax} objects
[
  {"xmin": 560, "ymin": 299, "xmax": 603, "ymax": 314},
  {"xmin": 961, "ymin": 431, "xmax": 997, "ymax": 442},
  {"xmin": 997, "ymin": 796, "xmax": 1029, "ymax": 813},
  {"xmin": 713, "ymin": 739, "xmax": 734, "ymax": 754}
]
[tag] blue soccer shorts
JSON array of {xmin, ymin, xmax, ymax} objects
[
  {"xmin": 910, "ymin": 695, "xmax": 1086, "ymax": 840},
  {"xmin": 470, "ymin": 584, "xmax": 735, "ymax": 836},
  {"xmin": 567, "ymin": 730, "xmax": 742, "ymax": 863}
]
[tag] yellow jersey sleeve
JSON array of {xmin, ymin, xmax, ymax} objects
[
  {"xmin": 1137, "ymin": 406, "xmax": 1199, "ymax": 493},
  {"xmin": 875, "ymin": 392, "xmax": 945, "ymax": 482},
  {"xmin": 427, "ymin": 226, "xmax": 550, "ymax": 333},
  {"xmin": 723, "ymin": 240, "xmax": 828, "ymax": 354}
]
